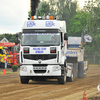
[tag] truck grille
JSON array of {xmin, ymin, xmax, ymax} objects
[
  {"xmin": 24, "ymin": 54, "xmax": 56, "ymax": 60},
  {"xmin": 33, "ymin": 65, "xmax": 47, "ymax": 74},
  {"xmin": 34, "ymin": 70, "xmax": 46, "ymax": 73}
]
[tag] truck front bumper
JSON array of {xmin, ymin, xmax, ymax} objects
[{"xmin": 20, "ymin": 65, "xmax": 62, "ymax": 77}]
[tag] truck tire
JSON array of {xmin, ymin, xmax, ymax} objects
[
  {"xmin": 20, "ymin": 76, "xmax": 29, "ymax": 84},
  {"xmin": 67, "ymin": 70, "xmax": 74, "ymax": 82},
  {"xmin": 58, "ymin": 68, "xmax": 66, "ymax": 84}
]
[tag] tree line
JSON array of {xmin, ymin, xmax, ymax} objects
[{"xmin": 0, "ymin": 33, "xmax": 21, "ymax": 43}]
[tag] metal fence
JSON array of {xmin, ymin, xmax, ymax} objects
[{"xmin": 84, "ymin": 55, "xmax": 100, "ymax": 64}]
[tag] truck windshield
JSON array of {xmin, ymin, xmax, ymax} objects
[
  {"xmin": 14, "ymin": 46, "xmax": 20, "ymax": 53},
  {"xmin": 21, "ymin": 33, "xmax": 60, "ymax": 46}
]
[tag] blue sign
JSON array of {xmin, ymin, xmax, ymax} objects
[
  {"xmin": 66, "ymin": 51, "xmax": 78, "ymax": 54},
  {"xmin": 33, "ymin": 48, "xmax": 46, "ymax": 53},
  {"xmin": 45, "ymin": 21, "xmax": 55, "ymax": 27},
  {"xmin": 27, "ymin": 21, "xmax": 36, "ymax": 27}
]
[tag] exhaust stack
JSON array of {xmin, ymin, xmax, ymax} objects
[{"xmin": 31, "ymin": 0, "xmax": 40, "ymax": 17}]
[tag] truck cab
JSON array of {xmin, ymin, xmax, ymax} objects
[
  {"xmin": 19, "ymin": 17, "xmax": 72, "ymax": 84},
  {"xmin": 66, "ymin": 36, "xmax": 88, "ymax": 78},
  {"xmin": 0, "ymin": 43, "xmax": 20, "ymax": 67}
]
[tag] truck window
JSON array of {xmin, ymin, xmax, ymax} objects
[
  {"xmin": 14, "ymin": 46, "xmax": 20, "ymax": 53},
  {"xmin": 11, "ymin": 47, "xmax": 13, "ymax": 53},
  {"xmin": 21, "ymin": 33, "xmax": 60, "ymax": 46},
  {"xmin": 5, "ymin": 49, "xmax": 9, "ymax": 55}
]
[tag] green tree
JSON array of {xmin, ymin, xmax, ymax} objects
[
  {"xmin": 3, "ymin": 33, "xmax": 12, "ymax": 41},
  {"xmin": 48, "ymin": 0, "xmax": 77, "ymax": 32},
  {"xmin": 36, "ymin": 1, "xmax": 50, "ymax": 16},
  {"xmin": 68, "ymin": 11, "xmax": 88, "ymax": 36},
  {"xmin": 84, "ymin": 0, "xmax": 100, "ymax": 36},
  {"xmin": 83, "ymin": 0, "xmax": 100, "ymax": 55},
  {"xmin": 0, "ymin": 35, "xmax": 4, "ymax": 41},
  {"xmin": 28, "ymin": 1, "xmax": 50, "ymax": 18},
  {"xmin": 9, "ymin": 34, "xmax": 16, "ymax": 42}
]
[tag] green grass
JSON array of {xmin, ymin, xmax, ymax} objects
[{"xmin": 0, "ymin": 72, "xmax": 19, "ymax": 75}]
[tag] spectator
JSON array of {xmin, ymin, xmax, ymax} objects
[
  {"xmin": 4, "ymin": 56, "xmax": 8, "ymax": 69},
  {"xmin": 25, "ymin": 36, "xmax": 34, "ymax": 44}
]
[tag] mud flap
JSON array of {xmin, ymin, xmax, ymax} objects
[
  {"xmin": 73, "ymin": 63, "xmax": 78, "ymax": 78},
  {"xmin": 78, "ymin": 62, "xmax": 84, "ymax": 78}
]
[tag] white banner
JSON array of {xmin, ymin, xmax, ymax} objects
[{"xmin": 84, "ymin": 34, "xmax": 92, "ymax": 43}]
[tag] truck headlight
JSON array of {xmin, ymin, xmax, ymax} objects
[
  {"xmin": 23, "ymin": 47, "xmax": 29, "ymax": 53},
  {"xmin": 20, "ymin": 66, "xmax": 27, "ymax": 71},
  {"xmin": 50, "ymin": 47, "xmax": 56, "ymax": 53},
  {"xmin": 53, "ymin": 66, "xmax": 61, "ymax": 71}
]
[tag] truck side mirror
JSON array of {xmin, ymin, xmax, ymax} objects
[
  {"xmin": 15, "ymin": 33, "xmax": 18, "ymax": 45},
  {"xmin": 64, "ymin": 33, "xmax": 68, "ymax": 40}
]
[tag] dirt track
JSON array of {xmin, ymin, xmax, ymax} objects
[{"xmin": 0, "ymin": 66, "xmax": 100, "ymax": 100}]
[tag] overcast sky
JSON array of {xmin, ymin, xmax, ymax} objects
[
  {"xmin": 0, "ymin": 0, "xmax": 85, "ymax": 34},
  {"xmin": 0, "ymin": 0, "xmax": 30, "ymax": 34}
]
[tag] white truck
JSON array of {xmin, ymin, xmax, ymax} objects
[
  {"xmin": 17, "ymin": 16, "xmax": 74, "ymax": 84},
  {"xmin": 66, "ymin": 36, "xmax": 88, "ymax": 78}
]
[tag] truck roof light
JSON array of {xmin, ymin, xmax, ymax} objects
[
  {"xmin": 50, "ymin": 16, "xmax": 53, "ymax": 20},
  {"xmin": 46, "ymin": 15, "xmax": 50, "ymax": 19},
  {"xmin": 38, "ymin": 16, "xmax": 42, "ymax": 19},
  {"xmin": 31, "ymin": 16, "xmax": 34, "ymax": 20},
  {"xmin": 42, "ymin": 16, "xmax": 45, "ymax": 20},
  {"xmin": 34, "ymin": 15, "xmax": 37, "ymax": 19}
]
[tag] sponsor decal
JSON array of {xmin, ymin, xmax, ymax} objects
[
  {"xmin": 33, "ymin": 47, "xmax": 46, "ymax": 53},
  {"xmin": 27, "ymin": 21, "xmax": 36, "ymax": 27},
  {"xmin": 66, "ymin": 51, "xmax": 78, "ymax": 54},
  {"xmin": 45, "ymin": 21, "xmax": 55, "ymax": 27},
  {"xmin": 66, "ymin": 51, "xmax": 78, "ymax": 57}
]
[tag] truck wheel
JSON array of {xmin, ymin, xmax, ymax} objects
[
  {"xmin": 67, "ymin": 70, "xmax": 74, "ymax": 82},
  {"xmin": 58, "ymin": 69, "xmax": 66, "ymax": 84},
  {"xmin": 20, "ymin": 76, "xmax": 29, "ymax": 84}
]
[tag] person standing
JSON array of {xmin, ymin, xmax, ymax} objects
[
  {"xmin": 4, "ymin": 56, "xmax": 8, "ymax": 69},
  {"xmin": 4, "ymin": 48, "xmax": 8, "ymax": 69}
]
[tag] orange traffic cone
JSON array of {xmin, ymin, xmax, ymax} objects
[
  {"xmin": 3, "ymin": 69, "xmax": 6, "ymax": 75},
  {"xmin": 83, "ymin": 91, "xmax": 87, "ymax": 100}
]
